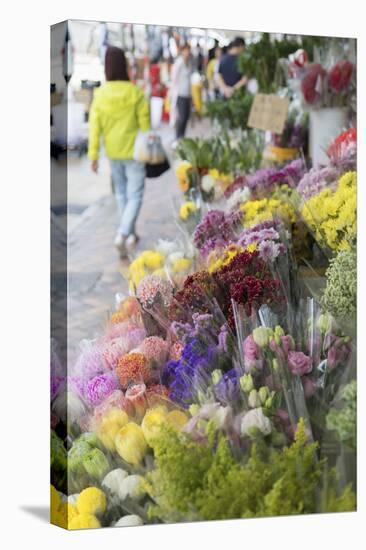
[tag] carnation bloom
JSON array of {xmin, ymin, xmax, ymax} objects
[
  {"xmin": 84, "ymin": 373, "xmax": 119, "ymax": 406},
  {"xmin": 102, "ymin": 337, "xmax": 130, "ymax": 370},
  {"xmin": 140, "ymin": 336, "xmax": 169, "ymax": 364},
  {"xmin": 116, "ymin": 352, "xmax": 152, "ymax": 388},
  {"xmin": 72, "ymin": 342, "xmax": 105, "ymax": 381},
  {"xmin": 136, "ymin": 275, "xmax": 174, "ymax": 308}
]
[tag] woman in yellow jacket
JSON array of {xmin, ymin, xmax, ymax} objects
[{"xmin": 88, "ymin": 46, "xmax": 150, "ymax": 257}]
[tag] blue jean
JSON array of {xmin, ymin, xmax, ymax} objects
[{"xmin": 109, "ymin": 159, "xmax": 146, "ymax": 237}]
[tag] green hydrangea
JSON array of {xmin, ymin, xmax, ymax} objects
[
  {"xmin": 327, "ymin": 381, "xmax": 357, "ymax": 450},
  {"xmin": 321, "ymin": 249, "xmax": 356, "ymax": 321},
  {"xmin": 147, "ymin": 420, "xmax": 355, "ymax": 522}
]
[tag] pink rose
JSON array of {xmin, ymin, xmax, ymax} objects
[
  {"xmin": 287, "ymin": 351, "xmax": 312, "ymax": 376},
  {"xmin": 280, "ymin": 335, "xmax": 295, "ymax": 355}
]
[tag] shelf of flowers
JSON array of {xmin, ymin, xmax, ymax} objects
[{"xmin": 51, "ymin": 127, "xmax": 357, "ymax": 529}]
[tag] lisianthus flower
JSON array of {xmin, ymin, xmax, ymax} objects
[
  {"xmin": 287, "ymin": 351, "xmax": 312, "ymax": 376},
  {"xmin": 241, "ymin": 407, "xmax": 272, "ymax": 437}
]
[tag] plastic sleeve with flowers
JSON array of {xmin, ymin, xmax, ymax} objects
[
  {"xmin": 297, "ymin": 299, "xmax": 355, "ymax": 444},
  {"xmin": 244, "ymin": 324, "xmax": 314, "ymax": 442},
  {"xmin": 326, "ymin": 128, "xmax": 357, "ymax": 171},
  {"xmin": 171, "ymin": 188, "xmax": 205, "ymax": 239},
  {"xmin": 128, "ymin": 248, "xmax": 169, "ymax": 291}
]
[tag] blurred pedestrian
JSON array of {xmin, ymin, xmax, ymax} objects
[
  {"xmin": 88, "ymin": 46, "xmax": 150, "ymax": 258},
  {"xmin": 170, "ymin": 43, "xmax": 193, "ymax": 141},
  {"xmin": 206, "ymin": 45, "xmax": 223, "ymax": 99},
  {"xmin": 217, "ymin": 37, "xmax": 247, "ymax": 99}
]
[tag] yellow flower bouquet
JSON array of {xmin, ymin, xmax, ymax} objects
[{"xmin": 301, "ymin": 171, "xmax": 356, "ymax": 252}]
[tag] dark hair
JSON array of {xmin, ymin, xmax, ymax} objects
[
  {"xmin": 180, "ymin": 43, "xmax": 191, "ymax": 52},
  {"xmin": 104, "ymin": 46, "xmax": 129, "ymax": 81},
  {"xmin": 232, "ymin": 36, "xmax": 246, "ymax": 48}
]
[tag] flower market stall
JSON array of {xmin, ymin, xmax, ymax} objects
[{"xmin": 51, "ymin": 33, "xmax": 357, "ymax": 529}]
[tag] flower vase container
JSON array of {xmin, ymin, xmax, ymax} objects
[{"xmin": 309, "ymin": 108, "xmax": 347, "ymax": 167}]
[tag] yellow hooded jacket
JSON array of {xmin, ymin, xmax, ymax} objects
[{"xmin": 88, "ymin": 81, "xmax": 150, "ymax": 161}]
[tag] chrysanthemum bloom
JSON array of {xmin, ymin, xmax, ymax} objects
[
  {"xmin": 116, "ymin": 352, "xmax": 152, "ymax": 388},
  {"xmin": 140, "ymin": 336, "xmax": 169, "ymax": 364},
  {"xmin": 69, "ymin": 513, "xmax": 101, "ymax": 529},
  {"xmin": 76, "ymin": 487, "xmax": 107, "ymax": 516},
  {"xmin": 125, "ymin": 383, "xmax": 148, "ymax": 421},
  {"xmin": 84, "ymin": 373, "xmax": 119, "ymax": 406}
]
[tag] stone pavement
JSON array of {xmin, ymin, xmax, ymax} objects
[{"xmin": 66, "ymin": 119, "xmax": 211, "ymax": 365}]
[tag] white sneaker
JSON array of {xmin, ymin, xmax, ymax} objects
[
  {"xmin": 114, "ymin": 234, "xmax": 128, "ymax": 258},
  {"xmin": 126, "ymin": 233, "xmax": 140, "ymax": 251}
]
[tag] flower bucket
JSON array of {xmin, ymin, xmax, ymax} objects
[
  {"xmin": 309, "ymin": 108, "xmax": 347, "ymax": 167},
  {"xmin": 261, "ymin": 145, "xmax": 300, "ymax": 167}
]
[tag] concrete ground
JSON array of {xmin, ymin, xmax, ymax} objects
[{"xmin": 58, "ymin": 119, "xmax": 211, "ymax": 364}]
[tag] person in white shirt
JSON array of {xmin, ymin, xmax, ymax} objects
[{"xmin": 170, "ymin": 44, "xmax": 193, "ymax": 139}]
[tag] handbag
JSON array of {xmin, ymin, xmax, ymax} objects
[
  {"xmin": 146, "ymin": 158, "xmax": 170, "ymax": 178},
  {"xmin": 133, "ymin": 131, "xmax": 166, "ymax": 165}
]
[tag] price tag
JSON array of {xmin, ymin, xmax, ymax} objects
[{"xmin": 248, "ymin": 94, "xmax": 289, "ymax": 134}]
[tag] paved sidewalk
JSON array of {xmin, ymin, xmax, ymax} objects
[{"xmin": 67, "ymin": 119, "xmax": 211, "ymax": 364}]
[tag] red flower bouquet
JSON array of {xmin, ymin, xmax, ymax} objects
[
  {"xmin": 301, "ymin": 64, "xmax": 326, "ymax": 105},
  {"xmin": 328, "ymin": 60, "xmax": 354, "ymax": 93}
]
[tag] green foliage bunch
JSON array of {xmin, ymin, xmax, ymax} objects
[{"xmin": 147, "ymin": 420, "xmax": 355, "ymax": 522}]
